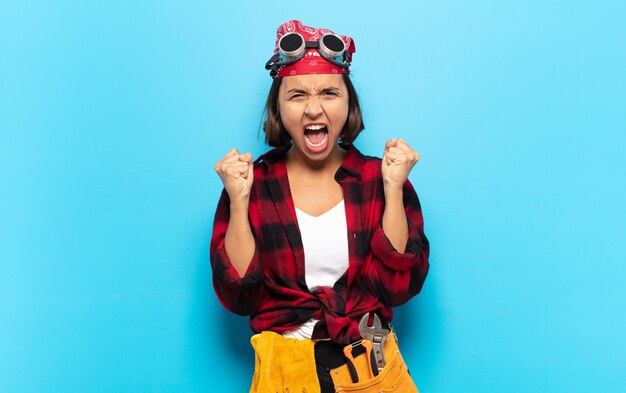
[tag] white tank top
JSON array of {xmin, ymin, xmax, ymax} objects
[{"xmin": 282, "ymin": 200, "xmax": 350, "ymax": 340}]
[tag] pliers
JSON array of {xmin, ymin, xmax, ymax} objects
[{"xmin": 343, "ymin": 339, "xmax": 379, "ymax": 383}]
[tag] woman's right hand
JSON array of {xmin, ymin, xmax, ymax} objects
[{"xmin": 214, "ymin": 148, "xmax": 254, "ymax": 205}]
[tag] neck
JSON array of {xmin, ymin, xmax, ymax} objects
[{"xmin": 286, "ymin": 143, "xmax": 347, "ymax": 176}]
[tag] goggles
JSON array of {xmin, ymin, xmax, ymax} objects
[{"xmin": 265, "ymin": 32, "xmax": 351, "ymax": 77}]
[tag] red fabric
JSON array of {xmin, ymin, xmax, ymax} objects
[
  {"xmin": 210, "ymin": 144, "xmax": 429, "ymax": 345},
  {"xmin": 273, "ymin": 20, "xmax": 356, "ymax": 78}
]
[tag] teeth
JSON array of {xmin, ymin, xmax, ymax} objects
[
  {"xmin": 304, "ymin": 133, "xmax": 328, "ymax": 147},
  {"xmin": 305, "ymin": 124, "xmax": 326, "ymax": 131}
]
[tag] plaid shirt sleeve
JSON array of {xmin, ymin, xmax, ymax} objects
[
  {"xmin": 210, "ymin": 189, "xmax": 266, "ymax": 316},
  {"xmin": 366, "ymin": 178, "xmax": 430, "ymax": 307}
]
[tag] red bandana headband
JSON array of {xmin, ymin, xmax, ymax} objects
[{"xmin": 270, "ymin": 20, "xmax": 356, "ymax": 78}]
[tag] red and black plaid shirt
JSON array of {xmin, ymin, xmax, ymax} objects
[{"xmin": 210, "ymin": 144, "xmax": 429, "ymax": 344}]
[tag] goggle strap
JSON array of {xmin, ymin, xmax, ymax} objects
[
  {"xmin": 305, "ymin": 41, "xmax": 320, "ymax": 49},
  {"xmin": 265, "ymin": 53, "xmax": 280, "ymax": 69}
]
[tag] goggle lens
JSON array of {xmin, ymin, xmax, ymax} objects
[
  {"xmin": 320, "ymin": 34, "xmax": 345, "ymax": 55},
  {"xmin": 279, "ymin": 33, "xmax": 305, "ymax": 58}
]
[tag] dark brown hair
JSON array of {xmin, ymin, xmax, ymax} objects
[{"xmin": 262, "ymin": 74, "xmax": 365, "ymax": 147}]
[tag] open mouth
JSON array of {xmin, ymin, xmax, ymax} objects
[{"xmin": 303, "ymin": 124, "xmax": 329, "ymax": 152}]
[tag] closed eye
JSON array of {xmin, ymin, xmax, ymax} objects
[
  {"xmin": 321, "ymin": 89, "xmax": 340, "ymax": 97},
  {"xmin": 286, "ymin": 88, "xmax": 308, "ymax": 100}
]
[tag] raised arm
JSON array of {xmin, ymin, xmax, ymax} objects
[
  {"xmin": 381, "ymin": 138, "xmax": 421, "ymax": 252},
  {"xmin": 366, "ymin": 138, "xmax": 429, "ymax": 306},
  {"xmin": 214, "ymin": 148, "xmax": 255, "ymax": 276},
  {"xmin": 210, "ymin": 149, "xmax": 264, "ymax": 315}
]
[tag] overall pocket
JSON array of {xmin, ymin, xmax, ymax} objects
[{"xmin": 329, "ymin": 331, "xmax": 419, "ymax": 393}]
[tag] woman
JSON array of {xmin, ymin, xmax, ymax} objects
[{"xmin": 211, "ymin": 20, "xmax": 429, "ymax": 393}]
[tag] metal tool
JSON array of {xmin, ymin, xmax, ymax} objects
[
  {"xmin": 358, "ymin": 313, "xmax": 390, "ymax": 371},
  {"xmin": 343, "ymin": 339, "xmax": 378, "ymax": 381},
  {"xmin": 361, "ymin": 339, "xmax": 379, "ymax": 378},
  {"xmin": 342, "ymin": 341, "xmax": 360, "ymax": 383}
]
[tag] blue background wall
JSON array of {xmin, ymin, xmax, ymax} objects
[{"xmin": 2, "ymin": 1, "xmax": 625, "ymax": 391}]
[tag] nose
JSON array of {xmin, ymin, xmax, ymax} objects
[{"xmin": 304, "ymin": 96, "xmax": 323, "ymax": 118}]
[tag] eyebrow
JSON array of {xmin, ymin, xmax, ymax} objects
[
  {"xmin": 285, "ymin": 86, "xmax": 341, "ymax": 94},
  {"xmin": 286, "ymin": 88, "xmax": 309, "ymax": 94}
]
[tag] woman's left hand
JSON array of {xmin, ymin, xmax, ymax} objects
[{"xmin": 382, "ymin": 138, "xmax": 420, "ymax": 192}]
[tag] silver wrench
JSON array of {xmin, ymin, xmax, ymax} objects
[{"xmin": 358, "ymin": 313, "xmax": 389, "ymax": 371}]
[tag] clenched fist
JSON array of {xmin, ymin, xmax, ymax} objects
[
  {"xmin": 214, "ymin": 148, "xmax": 254, "ymax": 204},
  {"xmin": 382, "ymin": 138, "xmax": 420, "ymax": 192}
]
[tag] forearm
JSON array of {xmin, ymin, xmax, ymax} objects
[
  {"xmin": 224, "ymin": 201, "xmax": 256, "ymax": 278},
  {"xmin": 382, "ymin": 187, "xmax": 409, "ymax": 253}
]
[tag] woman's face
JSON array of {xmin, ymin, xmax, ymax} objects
[{"xmin": 278, "ymin": 73, "xmax": 349, "ymax": 163}]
